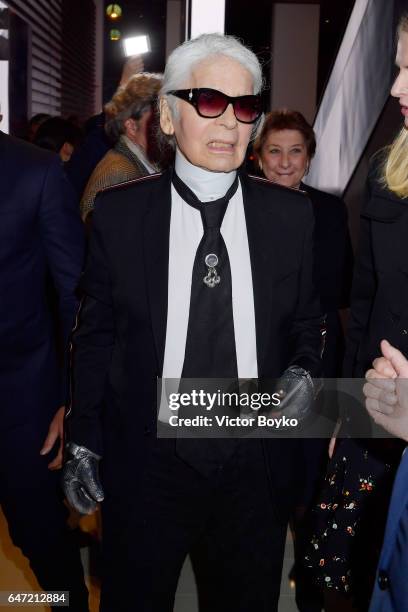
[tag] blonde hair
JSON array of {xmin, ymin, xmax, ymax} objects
[{"xmin": 382, "ymin": 15, "xmax": 408, "ymax": 197}]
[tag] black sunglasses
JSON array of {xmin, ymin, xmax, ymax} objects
[{"xmin": 168, "ymin": 88, "xmax": 262, "ymax": 124}]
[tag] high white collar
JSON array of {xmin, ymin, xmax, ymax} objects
[{"xmin": 174, "ymin": 149, "xmax": 237, "ymax": 202}]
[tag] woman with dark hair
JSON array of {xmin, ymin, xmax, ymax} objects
[
  {"xmin": 80, "ymin": 73, "xmax": 163, "ymax": 221},
  {"xmin": 34, "ymin": 116, "xmax": 83, "ymax": 162}
]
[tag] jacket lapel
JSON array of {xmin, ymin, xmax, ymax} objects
[{"xmin": 142, "ymin": 170, "xmax": 172, "ymax": 373}]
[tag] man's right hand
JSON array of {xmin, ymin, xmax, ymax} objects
[{"xmin": 62, "ymin": 443, "xmax": 104, "ymax": 514}]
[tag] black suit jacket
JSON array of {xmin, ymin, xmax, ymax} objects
[
  {"xmin": 344, "ymin": 156, "xmax": 408, "ymax": 376},
  {"xmin": 302, "ymin": 183, "xmax": 354, "ymax": 376},
  {"xmin": 68, "ymin": 169, "xmax": 323, "ymax": 513},
  {"xmin": 0, "ymin": 131, "xmax": 84, "ymax": 428},
  {"xmin": 302, "ymin": 183, "xmax": 353, "ymax": 313}
]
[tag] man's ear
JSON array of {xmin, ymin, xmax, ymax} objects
[
  {"xmin": 159, "ymin": 97, "xmax": 175, "ymax": 135},
  {"xmin": 124, "ymin": 117, "xmax": 138, "ymax": 138}
]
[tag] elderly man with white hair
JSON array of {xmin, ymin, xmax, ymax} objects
[{"xmin": 63, "ymin": 33, "xmax": 323, "ymax": 611}]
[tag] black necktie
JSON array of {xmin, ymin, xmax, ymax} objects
[
  {"xmin": 172, "ymin": 171, "xmax": 240, "ymax": 476},
  {"xmin": 173, "ymin": 171, "xmax": 239, "ymax": 379}
]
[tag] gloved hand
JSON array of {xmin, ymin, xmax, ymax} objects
[
  {"xmin": 273, "ymin": 365, "xmax": 319, "ymax": 423},
  {"xmin": 62, "ymin": 442, "xmax": 104, "ymax": 514}
]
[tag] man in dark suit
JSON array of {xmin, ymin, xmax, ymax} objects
[
  {"xmin": 63, "ymin": 33, "xmax": 323, "ymax": 612},
  {"xmin": 0, "ymin": 130, "xmax": 88, "ymax": 610}
]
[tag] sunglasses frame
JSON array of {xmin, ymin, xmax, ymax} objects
[{"xmin": 167, "ymin": 88, "xmax": 262, "ymax": 124}]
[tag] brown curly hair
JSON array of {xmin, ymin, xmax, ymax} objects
[{"xmin": 104, "ymin": 73, "xmax": 162, "ymax": 142}]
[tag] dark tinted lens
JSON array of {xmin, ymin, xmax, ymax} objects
[
  {"xmin": 197, "ymin": 90, "xmax": 228, "ymax": 117},
  {"xmin": 234, "ymin": 96, "xmax": 262, "ymax": 123}
]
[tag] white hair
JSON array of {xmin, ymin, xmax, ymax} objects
[
  {"xmin": 161, "ymin": 33, "xmax": 263, "ymax": 114},
  {"xmin": 158, "ymin": 33, "xmax": 264, "ymax": 148}
]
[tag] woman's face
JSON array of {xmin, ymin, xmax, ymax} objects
[
  {"xmin": 391, "ymin": 31, "xmax": 408, "ymax": 127},
  {"xmin": 259, "ymin": 129, "xmax": 309, "ymax": 189}
]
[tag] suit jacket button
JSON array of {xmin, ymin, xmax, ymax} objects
[{"xmin": 378, "ymin": 570, "xmax": 389, "ymax": 590}]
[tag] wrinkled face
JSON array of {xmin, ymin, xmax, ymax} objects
[
  {"xmin": 259, "ymin": 129, "xmax": 309, "ymax": 189},
  {"xmin": 160, "ymin": 56, "xmax": 254, "ymax": 172},
  {"xmin": 391, "ymin": 31, "xmax": 408, "ymax": 127}
]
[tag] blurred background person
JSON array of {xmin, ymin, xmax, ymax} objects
[
  {"xmin": 26, "ymin": 112, "xmax": 51, "ymax": 142},
  {"xmin": 34, "ymin": 116, "xmax": 84, "ymax": 162},
  {"xmin": 254, "ymin": 109, "xmax": 353, "ymax": 612},
  {"xmin": 305, "ymin": 14, "xmax": 408, "ymax": 611},
  {"xmin": 0, "ymin": 128, "xmax": 87, "ymax": 610},
  {"xmin": 65, "ymin": 55, "xmax": 146, "ymax": 200},
  {"xmin": 80, "ymin": 72, "xmax": 163, "ymax": 222}
]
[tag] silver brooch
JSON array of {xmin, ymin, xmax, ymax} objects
[{"xmin": 203, "ymin": 253, "xmax": 220, "ymax": 288}]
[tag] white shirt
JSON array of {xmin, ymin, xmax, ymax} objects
[{"xmin": 159, "ymin": 150, "xmax": 258, "ymax": 420}]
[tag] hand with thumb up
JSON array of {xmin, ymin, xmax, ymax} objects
[{"xmin": 364, "ymin": 339, "xmax": 408, "ymax": 441}]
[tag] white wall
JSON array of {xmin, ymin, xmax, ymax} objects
[
  {"xmin": 190, "ymin": 0, "xmax": 225, "ymax": 38},
  {"xmin": 0, "ymin": 60, "xmax": 9, "ymax": 133}
]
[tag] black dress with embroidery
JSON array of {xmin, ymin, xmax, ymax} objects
[{"xmin": 304, "ymin": 438, "xmax": 402, "ymax": 608}]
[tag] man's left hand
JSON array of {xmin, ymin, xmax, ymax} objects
[
  {"xmin": 40, "ymin": 406, "xmax": 65, "ymax": 470},
  {"xmin": 272, "ymin": 365, "xmax": 316, "ymax": 424}
]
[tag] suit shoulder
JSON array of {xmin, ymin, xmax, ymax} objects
[
  {"xmin": 93, "ymin": 171, "xmax": 166, "ymax": 222},
  {"xmin": 0, "ymin": 131, "xmax": 59, "ymax": 170},
  {"xmin": 247, "ymin": 173, "xmax": 309, "ymax": 200},
  {"xmin": 98, "ymin": 172, "xmax": 163, "ymax": 203},
  {"xmin": 245, "ymin": 173, "xmax": 312, "ymax": 220},
  {"xmin": 303, "ymin": 184, "xmax": 346, "ymax": 209},
  {"xmin": 99, "ymin": 171, "xmax": 163, "ymax": 197},
  {"xmin": 93, "ymin": 149, "xmax": 136, "ymax": 174}
]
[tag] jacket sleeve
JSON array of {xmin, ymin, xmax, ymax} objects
[
  {"xmin": 39, "ymin": 156, "xmax": 85, "ymax": 406},
  {"xmin": 343, "ymin": 175, "xmax": 376, "ymax": 377},
  {"xmin": 289, "ymin": 200, "xmax": 325, "ymax": 378},
  {"xmin": 67, "ymin": 199, "xmax": 115, "ymax": 455}
]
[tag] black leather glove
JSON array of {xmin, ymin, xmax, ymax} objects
[
  {"xmin": 62, "ymin": 442, "xmax": 104, "ymax": 514},
  {"xmin": 273, "ymin": 365, "xmax": 319, "ymax": 423}
]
